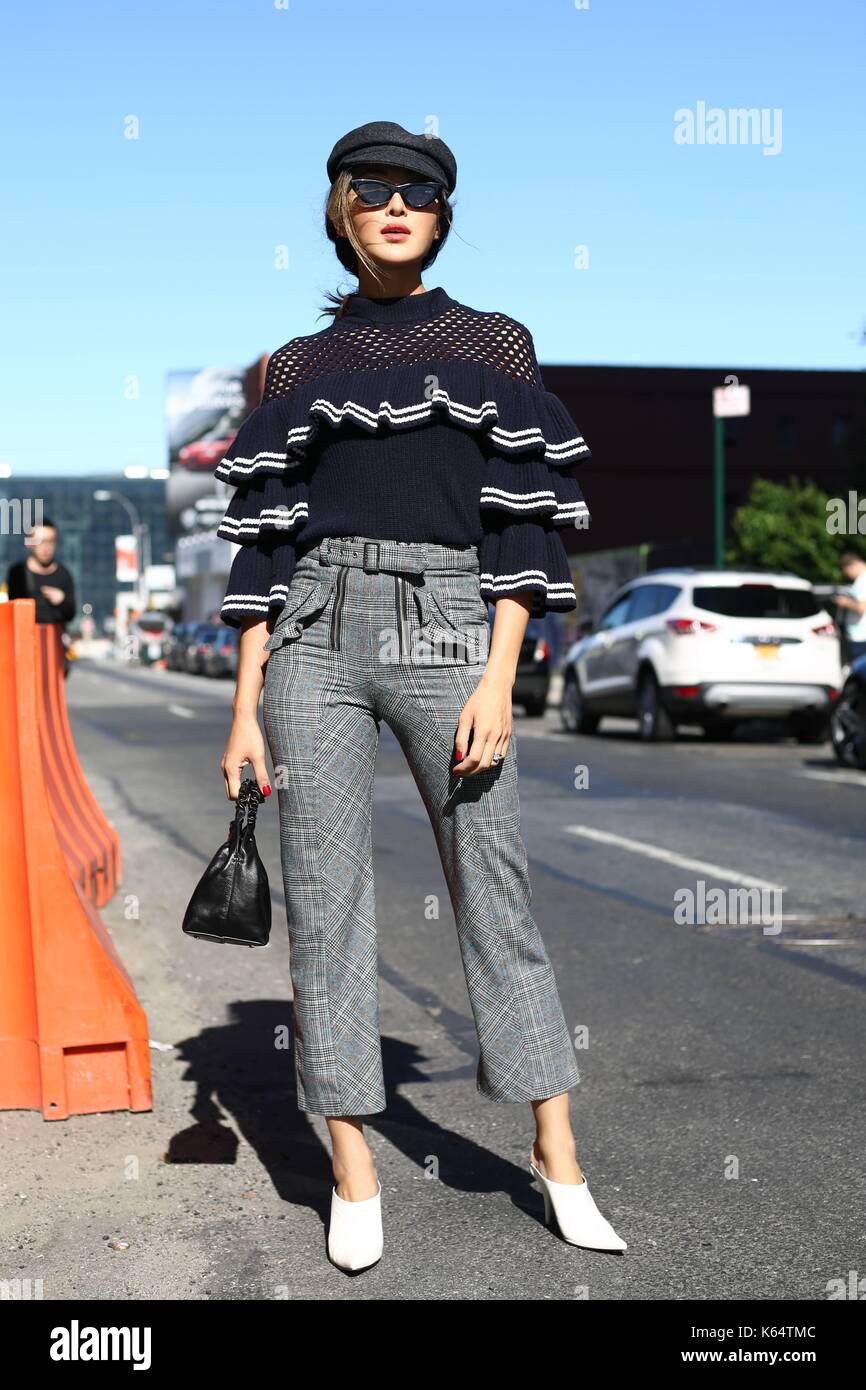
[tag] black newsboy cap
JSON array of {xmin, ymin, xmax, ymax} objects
[{"xmin": 326, "ymin": 121, "xmax": 457, "ymax": 195}]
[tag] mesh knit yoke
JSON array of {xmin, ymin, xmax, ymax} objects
[{"xmin": 215, "ymin": 285, "xmax": 593, "ymax": 627}]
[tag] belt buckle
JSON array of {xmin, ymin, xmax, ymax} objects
[{"xmin": 363, "ymin": 542, "xmax": 380, "ymax": 573}]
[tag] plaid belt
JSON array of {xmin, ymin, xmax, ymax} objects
[{"xmin": 314, "ymin": 536, "xmax": 479, "ymax": 576}]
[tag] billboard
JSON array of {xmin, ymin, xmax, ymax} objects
[
  {"xmin": 164, "ymin": 361, "xmax": 265, "ymax": 537},
  {"xmin": 115, "ymin": 533, "xmax": 138, "ymax": 583}
]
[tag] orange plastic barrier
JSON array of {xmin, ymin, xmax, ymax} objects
[
  {"xmin": 35, "ymin": 623, "xmax": 121, "ymax": 905},
  {"xmin": 0, "ymin": 600, "xmax": 151, "ymax": 1119}
]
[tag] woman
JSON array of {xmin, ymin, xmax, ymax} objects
[{"xmin": 218, "ymin": 121, "xmax": 626, "ymax": 1270}]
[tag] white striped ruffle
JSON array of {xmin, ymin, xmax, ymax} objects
[{"xmin": 213, "ymin": 360, "xmax": 593, "ymax": 484}]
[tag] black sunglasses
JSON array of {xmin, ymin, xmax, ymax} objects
[{"xmin": 349, "ymin": 177, "xmax": 442, "ymax": 209}]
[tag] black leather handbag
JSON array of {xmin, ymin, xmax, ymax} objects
[{"xmin": 182, "ymin": 777, "xmax": 272, "ymax": 947}]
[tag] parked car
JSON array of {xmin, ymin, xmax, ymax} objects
[
  {"xmin": 830, "ymin": 653, "xmax": 866, "ymax": 770},
  {"xmin": 560, "ymin": 568, "xmax": 842, "ymax": 742},
  {"xmin": 165, "ymin": 621, "xmax": 197, "ymax": 671},
  {"xmin": 511, "ymin": 618, "xmax": 552, "ymax": 716},
  {"xmin": 129, "ymin": 613, "xmax": 172, "ymax": 666},
  {"xmin": 202, "ymin": 625, "xmax": 240, "ymax": 677},
  {"xmin": 184, "ymin": 623, "xmax": 222, "ymax": 675}
]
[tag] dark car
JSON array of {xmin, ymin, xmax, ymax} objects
[
  {"xmin": 203, "ymin": 625, "xmax": 240, "ymax": 677},
  {"xmin": 184, "ymin": 623, "xmax": 222, "ymax": 675},
  {"xmin": 830, "ymin": 653, "xmax": 866, "ymax": 770},
  {"xmin": 512, "ymin": 617, "xmax": 551, "ymax": 717},
  {"xmin": 166, "ymin": 622, "xmax": 197, "ymax": 671}
]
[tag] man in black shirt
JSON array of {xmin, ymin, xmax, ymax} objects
[{"xmin": 6, "ymin": 517, "xmax": 77, "ymax": 672}]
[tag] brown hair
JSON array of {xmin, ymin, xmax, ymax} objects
[{"xmin": 319, "ymin": 169, "xmax": 454, "ymax": 322}]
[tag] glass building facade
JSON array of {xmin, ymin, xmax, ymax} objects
[{"xmin": 0, "ymin": 474, "xmax": 170, "ymax": 633}]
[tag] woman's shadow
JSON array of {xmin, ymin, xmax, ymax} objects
[{"xmin": 164, "ymin": 998, "xmax": 539, "ymax": 1226}]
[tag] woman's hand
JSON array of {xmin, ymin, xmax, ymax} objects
[
  {"xmin": 221, "ymin": 711, "xmax": 271, "ymax": 802},
  {"xmin": 451, "ymin": 593, "xmax": 533, "ymax": 776},
  {"xmin": 452, "ymin": 672, "xmax": 513, "ymax": 775}
]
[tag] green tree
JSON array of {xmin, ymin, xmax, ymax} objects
[{"xmin": 726, "ymin": 476, "xmax": 850, "ymax": 584}]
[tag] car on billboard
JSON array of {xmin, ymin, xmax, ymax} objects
[{"xmin": 177, "ymin": 413, "xmax": 238, "ymax": 471}]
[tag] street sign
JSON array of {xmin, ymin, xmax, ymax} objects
[{"xmin": 713, "ymin": 384, "xmax": 751, "ymax": 418}]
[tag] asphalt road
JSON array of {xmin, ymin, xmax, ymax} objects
[{"xmin": 3, "ymin": 657, "xmax": 864, "ymax": 1302}]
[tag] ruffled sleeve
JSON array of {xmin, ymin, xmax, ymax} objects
[
  {"xmin": 213, "ymin": 400, "xmax": 311, "ymax": 628},
  {"xmin": 477, "ymin": 327, "xmax": 592, "ymax": 617},
  {"xmin": 219, "ymin": 532, "xmax": 298, "ymax": 628}
]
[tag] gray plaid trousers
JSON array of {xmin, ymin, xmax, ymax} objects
[{"xmin": 261, "ymin": 535, "xmax": 581, "ymax": 1115}]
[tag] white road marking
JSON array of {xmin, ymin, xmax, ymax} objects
[
  {"xmin": 782, "ymin": 940, "xmax": 857, "ymax": 947},
  {"xmin": 563, "ymin": 825, "xmax": 787, "ymax": 891},
  {"xmin": 782, "ymin": 915, "xmax": 866, "ymax": 925},
  {"xmin": 167, "ymin": 703, "xmax": 196, "ymax": 719},
  {"xmin": 798, "ymin": 770, "xmax": 866, "ymax": 788}
]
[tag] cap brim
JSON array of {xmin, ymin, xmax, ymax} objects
[{"xmin": 338, "ymin": 146, "xmax": 446, "ymax": 186}]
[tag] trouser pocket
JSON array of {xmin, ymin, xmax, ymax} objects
[
  {"xmin": 263, "ymin": 575, "xmax": 337, "ymax": 651},
  {"xmin": 413, "ymin": 576, "xmax": 490, "ymax": 665}
]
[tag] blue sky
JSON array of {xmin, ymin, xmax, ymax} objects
[{"xmin": 1, "ymin": 0, "xmax": 863, "ymax": 477}]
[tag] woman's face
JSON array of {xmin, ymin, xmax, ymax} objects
[{"xmin": 344, "ymin": 162, "xmax": 439, "ymax": 268}]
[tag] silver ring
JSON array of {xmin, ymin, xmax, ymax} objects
[{"xmin": 492, "ymin": 753, "xmax": 502, "ymax": 764}]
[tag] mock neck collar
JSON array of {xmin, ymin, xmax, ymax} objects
[{"xmin": 339, "ymin": 285, "xmax": 451, "ymax": 325}]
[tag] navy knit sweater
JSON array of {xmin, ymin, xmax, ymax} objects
[{"xmin": 215, "ymin": 285, "xmax": 592, "ymax": 627}]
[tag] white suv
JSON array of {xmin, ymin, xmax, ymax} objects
[{"xmin": 560, "ymin": 569, "xmax": 842, "ymax": 742}]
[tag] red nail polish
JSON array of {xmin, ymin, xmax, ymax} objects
[
  {"xmin": 262, "ymin": 785, "xmax": 271, "ymax": 796},
  {"xmin": 455, "ymin": 750, "xmax": 463, "ymax": 762}
]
